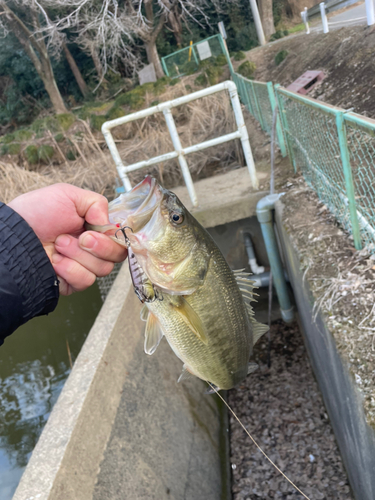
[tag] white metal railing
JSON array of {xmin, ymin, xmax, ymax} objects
[{"xmin": 101, "ymin": 81, "xmax": 258, "ymax": 207}]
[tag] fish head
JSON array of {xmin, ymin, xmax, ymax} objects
[{"xmin": 109, "ymin": 176, "xmax": 210, "ymax": 294}]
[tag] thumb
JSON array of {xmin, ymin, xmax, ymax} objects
[{"xmin": 69, "ymin": 187, "xmax": 109, "ymax": 226}]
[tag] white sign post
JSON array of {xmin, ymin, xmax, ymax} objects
[
  {"xmin": 365, "ymin": 0, "xmax": 375, "ymax": 25},
  {"xmin": 320, "ymin": 2, "xmax": 329, "ymax": 33}
]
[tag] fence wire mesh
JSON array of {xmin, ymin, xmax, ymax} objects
[
  {"xmin": 162, "ymin": 35, "xmax": 224, "ymax": 78},
  {"xmin": 232, "ymin": 71, "xmax": 375, "ymax": 252}
]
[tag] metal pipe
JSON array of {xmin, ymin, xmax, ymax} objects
[
  {"xmin": 365, "ymin": 0, "xmax": 375, "ymax": 25},
  {"xmin": 243, "ymin": 233, "xmax": 265, "ymax": 275},
  {"xmin": 249, "ymin": 0, "xmax": 266, "ymax": 46},
  {"xmin": 256, "ymin": 194, "xmax": 294, "ymax": 323},
  {"xmin": 320, "ymin": 2, "xmax": 329, "ymax": 33}
]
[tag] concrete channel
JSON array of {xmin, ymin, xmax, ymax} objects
[{"xmin": 12, "ymin": 167, "xmax": 374, "ymax": 500}]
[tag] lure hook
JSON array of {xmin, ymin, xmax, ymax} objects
[{"xmin": 115, "ymin": 225, "xmax": 133, "ymax": 247}]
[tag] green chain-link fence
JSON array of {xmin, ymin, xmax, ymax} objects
[
  {"xmin": 232, "ymin": 71, "xmax": 375, "ymax": 252},
  {"xmin": 161, "ymin": 35, "xmax": 226, "ymax": 78}
]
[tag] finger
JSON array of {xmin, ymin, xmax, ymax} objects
[
  {"xmin": 55, "ymin": 234, "xmax": 115, "ymax": 277},
  {"xmin": 63, "ymin": 185, "xmax": 110, "ymax": 226},
  {"xmin": 78, "ymin": 231, "xmax": 127, "ymax": 263},
  {"xmin": 51, "ymin": 253, "xmax": 97, "ymax": 293},
  {"xmin": 56, "ymin": 275, "xmax": 74, "ymax": 296}
]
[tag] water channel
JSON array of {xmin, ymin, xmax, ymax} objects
[{"xmin": 0, "ymin": 283, "xmax": 102, "ymax": 499}]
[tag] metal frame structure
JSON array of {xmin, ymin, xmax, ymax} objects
[{"xmin": 102, "ymin": 80, "xmax": 258, "ymax": 207}]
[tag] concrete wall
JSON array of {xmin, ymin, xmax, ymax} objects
[
  {"xmin": 275, "ymin": 200, "xmax": 375, "ymax": 500},
  {"xmin": 13, "ymin": 263, "xmax": 230, "ymax": 500}
]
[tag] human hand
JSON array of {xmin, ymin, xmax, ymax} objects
[{"xmin": 8, "ymin": 183, "xmax": 127, "ymax": 295}]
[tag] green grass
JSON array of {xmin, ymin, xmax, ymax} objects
[{"xmin": 288, "ymin": 23, "xmax": 305, "ymax": 34}]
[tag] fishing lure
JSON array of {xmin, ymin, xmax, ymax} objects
[{"xmin": 115, "ymin": 225, "xmax": 162, "ymax": 304}]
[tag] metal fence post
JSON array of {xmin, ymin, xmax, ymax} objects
[
  {"xmin": 336, "ymin": 112, "xmax": 362, "ymax": 249},
  {"xmin": 238, "ymin": 77, "xmax": 251, "ymax": 114},
  {"xmin": 274, "ymin": 84, "xmax": 297, "ymax": 171},
  {"xmin": 163, "ymin": 108, "xmax": 198, "ymax": 207},
  {"xmin": 267, "ymin": 82, "xmax": 287, "ymax": 157},
  {"xmin": 242, "ymin": 78, "xmax": 254, "ymax": 115},
  {"xmin": 251, "ymin": 81, "xmax": 265, "ymax": 130},
  {"xmin": 320, "ymin": 2, "xmax": 329, "ymax": 33},
  {"xmin": 161, "ymin": 58, "xmax": 169, "ymax": 77},
  {"xmin": 365, "ymin": 0, "xmax": 375, "ymax": 25},
  {"xmin": 218, "ymin": 34, "xmax": 234, "ymax": 76}
]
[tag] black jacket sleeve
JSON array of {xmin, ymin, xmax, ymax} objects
[{"xmin": 0, "ymin": 202, "xmax": 59, "ymax": 344}]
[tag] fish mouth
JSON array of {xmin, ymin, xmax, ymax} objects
[{"xmin": 108, "ymin": 176, "xmax": 162, "ymax": 233}]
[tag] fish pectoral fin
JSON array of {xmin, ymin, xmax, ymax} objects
[
  {"xmin": 252, "ymin": 320, "xmax": 269, "ymax": 345},
  {"xmin": 177, "ymin": 365, "xmax": 194, "ymax": 383},
  {"xmin": 140, "ymin": 304, "xmax": 149, "ymax": 322},
  {"xmin": 144, "ymin": 312, "xmax": 164, "ymax": 355},
  {"xmin": 247, "ymin": 362, "xmax": 259, "ymax": 374},
  {"xmin": 175, "ymin": 297, "xmax": 208, "ymax": 345}
]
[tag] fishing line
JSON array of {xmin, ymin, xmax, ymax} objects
[{"xmin": 207, "ymin": 382, "xmax": 311, "ymax": 500}]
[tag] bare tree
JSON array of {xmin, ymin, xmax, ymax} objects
[
  {"xmin": 0, "ymin": 1, "xmax": 68, "ymax": 113},
  {"xmin": 258, "ymin": 0, "xmax": 275, "ymax": 38}
]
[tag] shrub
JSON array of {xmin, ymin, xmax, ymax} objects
[
  {"xmin": 56, "ymin": 113, "xmax": 76, "ymax": 131},
  {"xmin": 194, "ymin": 73, "xmax": 208, "ymax": 87},
  {"xmin": 206, "ymin": 65, "xmax": 223, "ymax": 85},
  {"xmin": 150, "ymin": 100, "xmax": 160, "ymax": 106},
  {"xmin": 54, "ymin": 133, "xmax": 65, "ymax": 143},
  {"xmin": 90, "ymin": 114, "xmax": 107, "ymax": 132},
  {"xmin": 8, "ymin": 143, "xmax": 21, "ymax": 155},
  {"xmin": 25, "ymin": 145, "xmax": 38, "ymax": 164},
  {"xmin": 38, "ymin": 145, "xmax": 55, "ymax": 163},
  {"xmin": 14, "ymin": 129, "xmax": 33, "ymax": 141},
  {"xmin": 275, "ymin": 50, "xmax": 288, "ymax": 66},
  {"xmin": 106, "ymin": 106, "xmax": 124, "ymax": 120},
  {"xmin": 3, "ymin": 133, "xmax": 15, "ymax": 144},
  {"xmin": 0, "ymin": 144, "xmax": 9, "ymax": 155},
  {"xmin": 238, "ymin": 61, "xmax": 256, "ymax": 79},
  {"xmin": 283, "ymin": 30, "xmax": 289, "ymax": 36},
  {"xmin": 115, "ymin": 89, "xmax": 145, "ymax": 109},
  {"xmin": 269, "ymin": 30, "xmax": 285, "ymax": 42},
  {"xmin": 233, "ymin": 51, "xmax": 246, "ymax": 61},
  {"xmin": 169, "ymin": 78, "xmax": 180, "ymax": 86},
  {"xmin": 215, "ymin": 54, "xmax": 228, "ymax": 66},
  {"xmin": 66, "ymin": 150, "xmax": 76, "ymax": 161},
  {"xmin": 185, "ymin": 85, "xmax": 192, "ymax": 92}
]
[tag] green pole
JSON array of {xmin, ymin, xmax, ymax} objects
[
  {"xmin": 274, "ymin": 84, "xmax": 297, "ymax": 171},
  {"xmin": 267, "ymin": 82, "xmax": 287, "ymax": 157},
  {"xmin": 251, "ymin": 81, "xmax": 265, "ymax": 130},
  {"xmin": 161, "ymin": 57, "xmax": 169, "ymax": 77},
  {"xmin": 192, "ymin": 46, "xmax": 199, "ymax": 67},
  {"xmin": 218, "ymin": 34, "xmax": 234, "ymax": 76},
  {"xmin": 336, "ymin": 111, "xmax": 362, "ymax": 250}
]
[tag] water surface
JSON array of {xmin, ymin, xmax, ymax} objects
[{"xmin": 0, "ymin": 284, "xmax": 102, "ymax": 499}]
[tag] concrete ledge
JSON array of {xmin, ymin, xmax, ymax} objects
[
  {"xmin": 275, "ymin": 200, "xmax": 375, "ymax": 500},
  {"xmin": 13, "ymin": 262, "xmax": 229, "ymax": 499}
]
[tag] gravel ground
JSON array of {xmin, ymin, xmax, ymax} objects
[{"xmin": 228, "ymin": 320, "xmax": 354, "ymax": 500}]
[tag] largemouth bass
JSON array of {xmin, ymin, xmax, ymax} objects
[{"xmin": 93, "ymin": 176, "xmax": 268, "ymax": 391}]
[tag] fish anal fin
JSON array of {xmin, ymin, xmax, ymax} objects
[
  {"xmin": 144, "ymin": 312, "xmax": 163, "ymax": 355},
  {"xmin": 177, "ymin": 365, "xmax": 194, "ymax": 383},
  {"xmin": 140, "ymin": 304, "xmax": 149, "ymax": 322},
  {"xmin": 175, "ymin": 297, "xmax": 208, "ymax": 345},
  {"xmin": 247, "ymin": 362, "xmax": 259, "ymax": 374},
  {"xmin": 252, "ymin": 320, "xmax": 269, "ymax": 345}
]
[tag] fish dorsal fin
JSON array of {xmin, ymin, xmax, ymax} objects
[
  {"xmin": 140, "ymin": 304, "xmax": 149, "ymax": 322},
  {"xmin": 144, "ymin": 312, "xmax": 164, "ymax": 355},
  {"xmin": 175, "ymin": 297, "xmax": 208, "ymax": 345},
  {"xmin": 177, "ymin": 365, "xmax": 194, "ymax": 383},
  {"xmin": 251, "ymin": 319, "xmax": 269, "ymax": 345}
]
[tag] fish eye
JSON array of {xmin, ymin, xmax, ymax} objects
[{"xmin": 170, "ymin": 211, "xmax": 184, "ymax": 225}]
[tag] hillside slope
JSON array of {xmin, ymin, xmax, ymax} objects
[{"xmin": 241, "ymin": 25, "xmax": 375, "ymax": 118}]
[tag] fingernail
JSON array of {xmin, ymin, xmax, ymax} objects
[
  {"xmin": 81, "ymin": 233, "xmax": 97, "ymax": 249},
  {"xmin": 52, "ymin": 253, "xmax": 64, "ymax": 264},
  {"xmin": 56, "ymin": 235, "xmax": 71, "ymax": 247}
]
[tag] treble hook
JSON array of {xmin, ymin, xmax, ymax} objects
[{"xmin": 115, "ymin": 225, "xmax": 133, "ymax": 247}]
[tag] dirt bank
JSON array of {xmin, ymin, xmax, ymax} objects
[{"xmin": 239, "ymin": 25, "xmax": 375, "ymax": 118}]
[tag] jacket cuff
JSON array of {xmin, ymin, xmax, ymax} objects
[{"xmin": 0, "ymin": 202, "xmax": 59, "ymax": 328}]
